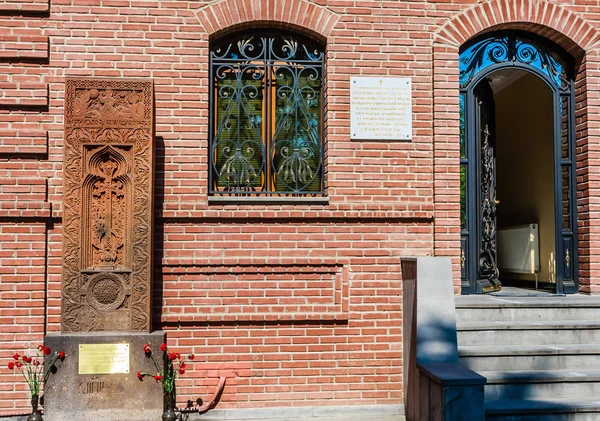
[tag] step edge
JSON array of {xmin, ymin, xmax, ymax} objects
[
  {"xmin": 457, "ymin": 321, "xmax": 600, "ymax": 331},
  {"xmin": 485, "ymin": 398, "xmax": 600, "ymax": 415},
  {"xmin": 476, "ymin": 370, "xmax": 600, "ymax": 384},
  {"xmin": 458, "ymin": 345, "xmax": 600, "ymax": 356}
]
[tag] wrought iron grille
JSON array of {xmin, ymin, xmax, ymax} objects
[
  {"xmin": 459, "ymin": 32, "xmax": 571, "ymax": 91},
  {"xmin": 209, "ymin": 31, "xmax": 325, "ymax": 196}
]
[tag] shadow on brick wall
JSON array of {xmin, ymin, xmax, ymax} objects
[{"xmin": 152, "ymin": 135, "xmax": 165, "ymax": 331}]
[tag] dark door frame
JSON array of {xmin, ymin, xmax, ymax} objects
[{"xmin": 459, "ymin": 32, "xmax": 579, "ymax": 295}]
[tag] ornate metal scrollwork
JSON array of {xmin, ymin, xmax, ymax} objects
[
  {"xmin": 210, "ymin": 32, "xmax": 324, "ymax": 195},
  {"xmin": 460, "ymin": 32, "xmax": 570, "ymax": 91},
  {"xmin": 479, "ymin": 125, "xmax": 500, "ymax": 286}
]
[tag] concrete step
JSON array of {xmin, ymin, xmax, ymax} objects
[
  {"xmin": 455, "ymin": 295, "xmax": 600, "ymax": 323},
  {"xmin": 485, "ymin": 397, "xmax": 600, "ymax": 420},
  {"xmin": 479, "ymin": 369, "xmax": 600, "ymax": 400},
  {"xmin": 459, "ymin": 344, "xmax": 600, "ymax": 371},
  {"xmin": 455, "ymin": 295, "xmax": 600, "ymax": 419},
  {"xmin": 457, "ymin": 307, "xmax": 600, "ymax": 323},
  {"xmin": 457, "ymin": 321, "xmax": 600, "ymax": 345}
]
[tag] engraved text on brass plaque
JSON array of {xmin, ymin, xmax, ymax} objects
[{"xmin": 78, "ymin": 343, "xmax": 130, "ymax": 375}]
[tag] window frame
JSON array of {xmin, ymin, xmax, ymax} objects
[{"xmin": 208, "ymin": 29, "xmax": 326, "ymax": 197}]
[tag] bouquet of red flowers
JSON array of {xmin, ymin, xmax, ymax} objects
[
  {"xmin": 137, "ymin": 342, "xmax": 194, "ymax": 396},
  {"xmin": 7, "ymin": 344, "xmax": 65, "ymax": 396}
]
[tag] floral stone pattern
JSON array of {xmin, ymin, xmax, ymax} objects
[{"xmin": 62, "ymin": 78, "xmax": 154, "ymax": 332}]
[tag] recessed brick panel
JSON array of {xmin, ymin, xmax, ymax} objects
[
  {"xmin": 0, "ymin": 223, "xmax": 47, "ymax": 414},
  {"xmin": 0, "ymin": 81, "xmax": 48, "ymax": 108},
  {"xmin": 0, "ymin": 129, "xmax": 47, "ymax": 155},
  {"xmin": 0, "ymin": 177, "xmax": 46, "ymax": 201},
  {"xmin": 0, "ymin": 0, "xmax": 49, "ymax": 14},
  {"xmin": 162, "ymin": 265, "xmax": 348, "ymax": 323},
  {"xmin": 0, "ymin": 35, "xmax": 49, "ymax": 61}
]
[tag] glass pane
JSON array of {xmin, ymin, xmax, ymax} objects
[
  {"xmin": 562, "ymin": 166, "xmax": 571, "ymax": 230},
  {"xmin": 460, "ymin": 33, "xmax": 568, "ymax": 90},
  {"xmin": 210, "ymin": 32, "xmax": 325, "ymax": 195},
  {"xmin": 214, "ymin": 68, "xmax": 265, "ymax": 191},
  {"xmin": 272, "ymin": 65, "xmax": 322, "ymax": 193},
  {"xmin": 561, "ymin": 95, "xmax": 569, "ymax": 160},
  {"xmin": 460, "ymin": 165, "xmax": 467, "ymax": 230},
  {"xmin": 460, "ymin": 93, "xmax": 466, "ymax": 158}
]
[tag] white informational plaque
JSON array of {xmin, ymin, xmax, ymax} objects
[{"xmin": 350, "ymin": 77, "xmax": 412, "ymax": 140}]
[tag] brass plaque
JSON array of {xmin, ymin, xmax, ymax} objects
[{"xmin": 79, "ymin": 344, "xmax": 130, "ymax": 375}]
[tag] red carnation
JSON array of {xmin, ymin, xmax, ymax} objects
[
  {"xmin": 169, "ymin": 352, "xmax": 176, "ymax": 361},
  {"xmin": 16, "ymin": 362, "xmax": 23, "ymax": 368},
  {"xmin": 143, "ymin": 344, "xmax": 151, "ymax": 354},
  {"xmin": 189, "ymin": 354, "xmax": 195, "ymax": 360},
  {"xmin": 58, "ymin": 351, "xmax": 65, "ymax": 360},
  {"xmin": 154, "ymin": 374, "xmax": 162, "ymax": 381},
  {"xmin": 180, "ymin": 362, "xmax": 186, "ymax": 369},
  {"xmin": 43, "ymin": 347, "xmax": 51, "ymax": 355},
  {"xmin": 37, "ymin": 344, "xmax": 44, "ymax": 351},
  {"xmin": 22, "ymin": 356, "xmax": 30, "ymax": 363},
  {"xmin": 160, "ymin": 343, "xmax": 167, "ymax": 352},
  {"xmin": 137, "ymin": 371, "xmax": 143, "ymax": 380},
  {"xmin": 7, "ymin": 362, "xmax": 15, "ymax": 369},
  {"xmin": 178, "ymin": 368, "xmax": 185, "ymax": 375},
  {"xmin": 12, "ymin": 353, "xmax": 19, "ymax": 361}
]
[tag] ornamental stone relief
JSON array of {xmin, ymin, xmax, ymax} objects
[
  {"xmin": 62, "ymin": 78, "xmax": 154, "ymax": 333},
  {"xmin": 83, "ymin": 145, "xmax": 132, "ymax": 270}
]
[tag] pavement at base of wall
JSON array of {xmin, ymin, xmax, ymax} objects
[
  {"xmin": 0, "ymin": 405, "xmax": 406, "ymax": 421},
  {"xmin": 199, "ymin": 415, "xmax": 406, "ymax": 421},
  {"xmin": 184, "ymin": 404, "xmax": 405, "ymax": 421},
  {"xmin": 1, "ymin": 414, "xmax": 406, "ymax": 421}
]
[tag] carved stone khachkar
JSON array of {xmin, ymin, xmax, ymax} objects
[{"xmin": 62, "ymin": 78, "xmax": 154, "ymax": 332}]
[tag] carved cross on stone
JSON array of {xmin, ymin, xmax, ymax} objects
[{"xmin": 92, "ymin": 160, "xmax": 125, "ymax": 269}]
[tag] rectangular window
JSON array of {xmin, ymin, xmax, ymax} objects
[{"xmin": 210, "ymin": 33, "xmax": 325, "ymax": 196}]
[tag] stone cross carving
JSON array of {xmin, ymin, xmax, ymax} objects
[
  {"xmin": 92, "ymin": 158, "xmax": 126, "ymax": 268},
  {"xmin": 62, "ymin": 78, "xmax": 154, "ymax": 332}
]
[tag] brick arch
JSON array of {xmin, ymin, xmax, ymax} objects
[
  {"xmin": 431, "ymin": 0, "xmax": 600, "ymax": 294},
  {"xmin": 195, "ymin": 0, "xmax": 340, "ymax": 40},
  {"xmin": 434, "ymin": 0, "xmax": 600, "ymax": 54}
]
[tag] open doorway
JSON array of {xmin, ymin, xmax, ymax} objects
[
  {"xmin": 459, "ymin": 31, "xmax": 578, "ymax": 295},
  {"xmin": 493, "ymin": 70, "xmax": 556, "ymax": 291}
]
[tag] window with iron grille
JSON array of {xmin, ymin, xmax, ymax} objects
[{"xmin": 209, "ymin": 30, "xmax": 325, "ymax": 196}]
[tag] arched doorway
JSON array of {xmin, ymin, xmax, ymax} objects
[{"xmin": 459, "ymin": 31, "xmax": 578, "ymax": 295}]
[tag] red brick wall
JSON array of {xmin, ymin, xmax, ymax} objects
[{"xmin": 0, "ymin": 0, "xmax": 599, "ymax": 415}]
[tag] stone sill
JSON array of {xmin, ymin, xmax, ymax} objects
[
  {"xmin": 162, "ymin": 312, "xmax": 348, "ymax": 323},
  {"xmin": 208, "ymin": 196, "xmax": 329, "ymax": 205}
]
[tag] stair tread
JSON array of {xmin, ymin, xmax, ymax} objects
[
  {"xmin": 485, "ymin": 397, "xmax": 600, "ymax": 414},
  {"xmin": 459, "ymin": 343, "xmax": 600, "ymax": 356},
  {"xmin": 455, "ymin": 295, "xmax": 600, "ymax": 308},
  {"xmin": 457, "ymin": 320, "xmax": 600, "ymax": 330},
  {"xmin": 477, "ymin": 369, "xmax": 600, "ymax": 383}
]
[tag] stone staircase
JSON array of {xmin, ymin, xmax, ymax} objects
[{"xmin": 455, "ymin": 294, "xmax": 600, "ymax": 421}]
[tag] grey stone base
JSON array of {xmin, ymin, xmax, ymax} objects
[
  {"xmin": 43, "ymin": 331, "xmax": 165, "ymax": 421},
  {"xmin": 0, "ymin": 411, "xmax": 160, "ymax": 421}
]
